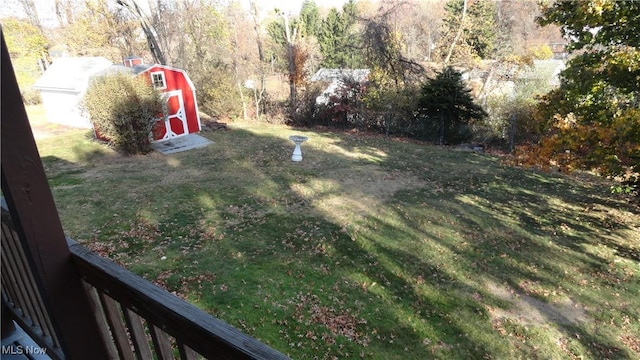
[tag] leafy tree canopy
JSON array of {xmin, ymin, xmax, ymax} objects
[
  {"xmin": 2, "ymin": 17, "xmax": 48, "ymax": 93},
  {"xmin": 299, "ymin": 0, "xmax": 321, "ymax": 38},
  {"xmin": 520, "ymin": 0, "xmax": 640, "ymax": 195},
  {"xmin": 538, "ymin": 0, "xmax": 640, "ymax": 50}
]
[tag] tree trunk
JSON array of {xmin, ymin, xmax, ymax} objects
[
  {"xmin": 439, "ymin": 111, "xmax": 446, "ymax": 145},
  {"xmin": 250, "ymin": 1, "xmax": 266, "ymax": 119},
  {"xmin": 118, "ymin": 0, "xmax": 166, "ymax": 65},
  {"xmin": 284, "ymin": 14, "xmax": 297, "ymax": 111},
  {"xmin": 478, "ymin": 65, "xmax": 495, "ymax": 107},
  {"xmin": 444, "ymin": 0, "xmax": 468, "ymax": 65},
  {"xmin": 237, "ymin": 80, "xmax": 248, "ymax": 120},
  {"xmin": 509, "ymin": 112, "xmax": 517, "ymax": 153},
  {"xmin": 231, "ymin": 23, "xmax": 248, "ymax": 121}
]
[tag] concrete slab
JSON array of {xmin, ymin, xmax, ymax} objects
[{"xmin": 152, "ymin": 133, "xmax": 213, "ymax": 154}]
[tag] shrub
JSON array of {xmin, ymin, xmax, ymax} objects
[
  {"xmin": 361, "ymin": 68, "xmax": 420, "ymax": 136},
  {"xmin": 482, "ymin": 95, "xmax": 540, "ymax": 151},
  {"xmin": 528, "ymin": 44, "xmax": 553, "ymax": 60},
  {"xmin": 262, "ymin": 93, "xmax": 289, "ymax": 125},
  {"xmin": 289, "ymin": 79, "xmax": 371, "ymax": 131},
  {"xmin": 21, "ymin": 89, "xmax": 42, "ymax": 105},
  {"xmin": 315, "ymin": 78, "xmax": 368, "ymax": 130},
  {"xmin": 82, "ymin": 72, "xmax": 162, "ymax": 155},
  {"xmin": 194, "ymin": 65, "xmax": 246, "ymax": 120},
  {"xmin": 481, "ymin": 67, "xmax": 559, "ymax": 151},
  {"xmin": 289, "ymin": 83, "xmax": 325, "ymax": 127}
]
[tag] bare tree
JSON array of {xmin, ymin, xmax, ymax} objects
[
  {"xmin": 362, "ymin": 1, "xmax": 424, "ymax": 87},
  {"xmin": 54, "ymin": 1, "xmax": 147, "ymax": 60},
  {"xmin": 18, "ymin": 0, "xmax": 41, "ymax": 29},
  {"xmin": 54, "ymin": 0, "xmax": 76, "ymax": 26},
  {"xmin": 403, "ymin": 1, "xmax": 446, "ymax": 63},
  {"xmin": 117, "ymin": 0, "xmax": 166, "ymax": 64},
  {"xmin": 227, "ymin": 2, "xmax": 252, "ymax": 120},
  {"xmin": 281, "ymin": 11, "xmax": 298, "ymax": 109},
  {"xmin": 250, "ymin": 0, "xmax": 267, "ymax": 119},
  {"xmin": 495, "ymin": 0, "xmax": 562, "ymax": 57}
]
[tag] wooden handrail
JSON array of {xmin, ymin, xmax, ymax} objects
[
  {"xmin": 1, "ymin": 209, "xmax": 64, "ymax": 360},
  {"xmin": 2, "ymin": 29, "xmax": 111, "ymax": 359},
  {"xmin": 68, "ymin": 239, "xmax": 290, "ymax": 360},
  {"xmin": 2, "ymin": 28, "xmax": 288, "ymax": 360}
]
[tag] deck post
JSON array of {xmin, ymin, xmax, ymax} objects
[
  {"xmin": 1, "ymin": 301, "xmax": 17, "ymax": 337},
  {"xmin": 1, "ymin": 30, "xmax": 110, "ymax": 359}
]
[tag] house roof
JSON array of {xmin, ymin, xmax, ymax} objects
[
  {"xmin": 311, "ymin": 68, "xmax": 370, "ymax": 82},
  {"xmin": 464, "ymin": 59, "xmax": 565, "ymax": 83},
  {"xmin": 33, "ymin": 57, "xmax": 113, "ymax": 92}
]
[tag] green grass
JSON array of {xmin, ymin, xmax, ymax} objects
[{"xmin": 36, "ymin": 119, "xmax": 640, "ymax": 359}]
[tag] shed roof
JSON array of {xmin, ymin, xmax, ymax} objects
[
  {"xmin": 310, "ymin": 68, "xmax": 370, "ymax": 82},
  {"xmin": 33, "ymin": 57, "xmax": 113, "ymax": 92},
  {"xmin": 91, "ymin": 64, "xmax": 152, "ymax": 78}
]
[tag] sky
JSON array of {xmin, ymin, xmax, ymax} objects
[
  {"xmin": 0, "ymin": 0, "xmax": 352, "ymax": 27},
  {"xmin": 0, "ymin": 0, "xmax": 58, "ymax": 26}
]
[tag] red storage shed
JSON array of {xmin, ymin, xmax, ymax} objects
[{"xmin": 134, "ymin": 64, "xmax": 202, "ymax": 141}]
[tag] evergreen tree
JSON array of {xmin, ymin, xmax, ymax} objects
[
  {"xmin": 317, "ymin": 0, "xmax": 362, "ymax": 68},
  {"xmin": 439, "ymin": 0, "xmax": 497, "ymax": 63},
  {"xmin": 299, "ymin": 0, "xmax": 321, "ymax": 38},
  {"xmin": 417, "ymin": 67, "xmax": 487, "ymax": 144}
]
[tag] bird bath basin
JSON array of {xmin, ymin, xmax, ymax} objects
[{"xmin": 289, "ymin": 135, "xmax": 308, "ymax": 162}]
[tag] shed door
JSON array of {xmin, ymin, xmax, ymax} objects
[{"xmin": 154, "ymin": 90, "xmax": 188, "ymax": 141}]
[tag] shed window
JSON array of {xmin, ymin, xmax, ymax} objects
[{"xmin": 151, "ymin": 71, "xmax": 166, "ymax": 90}]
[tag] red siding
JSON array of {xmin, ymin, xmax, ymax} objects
[{"xmin": 141, "ymin": 65, "xmax": 201, "ymax": 141}]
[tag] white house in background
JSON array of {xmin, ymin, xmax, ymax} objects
[
  {"xmin": 33, "ymin": 57, "xmax": 113, "ymax": 128},
  {"xmin": 310, "ymin": 68, "xmax": 370, "ymax": 105},
  {"xmin": 463, "ymin": 59, "xmax": 565, "ymax": 100}
]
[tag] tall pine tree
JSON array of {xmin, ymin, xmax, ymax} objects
[
  {"xmin": 439, "ymin": 0, "xmax": 497, "ymax": 63},
  {"xmin": 317, "ymin": 0, "xmax": 362, "ymax": 68},
  {"xmin": 417, "ymin": 67, "xmax": 487, "ymax": 144},
  {"xmin": 299, "ymin": 0, "xmax": 321, "ymax": 38}
]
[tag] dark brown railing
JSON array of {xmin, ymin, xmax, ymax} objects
[
  {"xmin": 68, "ymin": 238, "xmax": 289, "ymax": 360},
  {"xmin": 1, "ymin": 207, "xmax": 289, "ymax": 360},
  {"xmin": 1, "ymin": 29, "xmax": 288, "ymax": 359},
  {"xmin": 1, "ymin": 208, "xmax": 65, "ymax": 360},
  {"xmin": 1, "ymin": 209, "xmax": 287, "ymax": 360}
]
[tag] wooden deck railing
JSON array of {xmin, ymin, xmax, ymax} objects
[
  {"xmin": 68, "ymin": 239, "xmax": 289, "ymax": 360},
  {"xmin": 1, "ymin": 208, "xmax": 65, "ymax": 360},
  {"xmin": 1, "ymin": 208, "xmax": 289, "ymax": 360},
  {"xmin": 1, "ymin": 30, "xmax": 288, "ymax": 360}
]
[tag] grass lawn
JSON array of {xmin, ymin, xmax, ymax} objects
[{"xmin": 33, "ymin": 111, "xmax": 640, "ymax": 359}]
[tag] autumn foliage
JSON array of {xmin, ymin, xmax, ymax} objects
[{"xmin": 513, "ymin": 0, "xmax": 640, "ymax": 196}]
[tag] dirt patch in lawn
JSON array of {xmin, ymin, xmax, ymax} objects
[
  {"xmin": 290, "ymin": 164, "xmax": 425, "ymax": 224},
  {"xmin": 485, "ymin": 280, "xmax": 589, "ymax": 326}
]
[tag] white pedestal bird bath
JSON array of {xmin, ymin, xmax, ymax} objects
[{"xmin": 289, "ymin": 135, "xmax": 308, "ymax": 162}]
